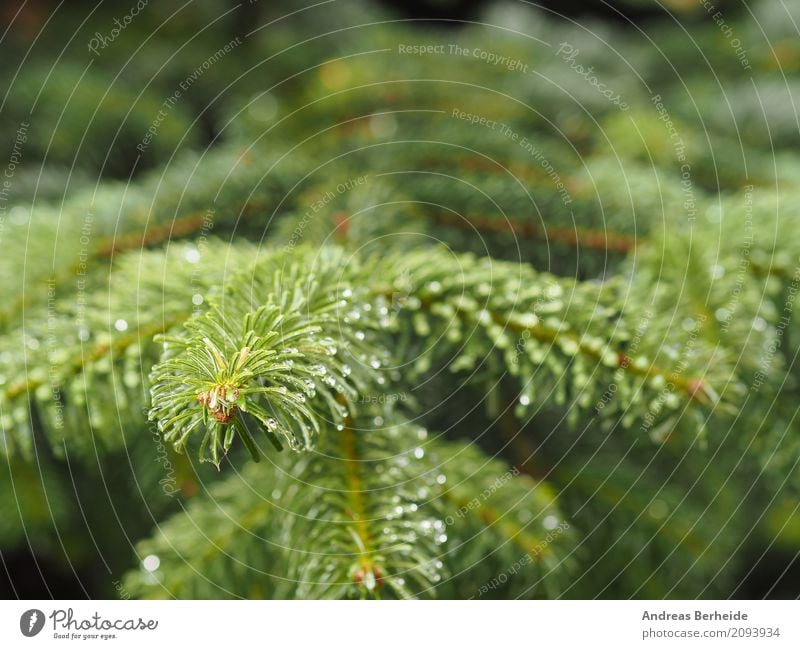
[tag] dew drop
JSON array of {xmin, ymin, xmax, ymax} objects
[
  {"xmin": 9, "ymin": 206, "xmax": 29, "ymax": 225},
  {"xmin": 648, "ymin": 499, "xmax": 669, "ymax": 520},
  {"xmin": 184, "ymin": 247, "xmax": 201, "ymax": 263},
  {"xmin": 142, "ymin": 555, "xmax": 160, "ymax": 572},
  {"xmin": 543, "ymin": 515, "xmax": 559, "ymax": 530}
]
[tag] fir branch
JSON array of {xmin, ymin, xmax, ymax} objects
[
  {"xmin": 431, "ymin": 441, "xmax": 576, "ymax": 599},
  {"xmin": 366, "ymin": 247, "xmax": 728, "ymax": 429},
  {"xmin": 434, "ymin": 211, "xmax": 638, "ymax": 254},
  {"xmin": 0, "ymin": 240, "xmax": 253, "ymax": 457},
  {"xmin": 340, "ymin": 413, "xmax": 378, "ymax": 584},
  {"xmin": 0, "ymin": 142, "xmax": 300, "ymax": 330},
  {"xmin": 125, "ymin": 413, "xmax": 573, "ymax": 599},
  {"xmin": 146, "ymin": 243, "xmax": 732, "ymax": 463},
  {"xmin": 148, "ymin": 251, "xmax": 380, "ymax": 465}
]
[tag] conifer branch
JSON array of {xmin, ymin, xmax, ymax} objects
[
  {"xmin": 124, "ymin": 414, "xmax": 573, "ymax": 599},
  {"xmin": 434, "ymin": 212, "xmax": 638, "ymax": 254},
  {"xmin": 4, "ymin": 320, "xmax": 179, "ymax": 403},
  {"xmin": 340, "ymin": 412, "xmax": 378, "ymax": 585},
  {"xmin": 0, "ymin": 241, "xmax": 253, "ymax": 457}
]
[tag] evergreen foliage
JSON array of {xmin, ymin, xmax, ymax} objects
[{"xmin": 2, "ymin": 0, "xmax": 800, "ymax": 599}]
